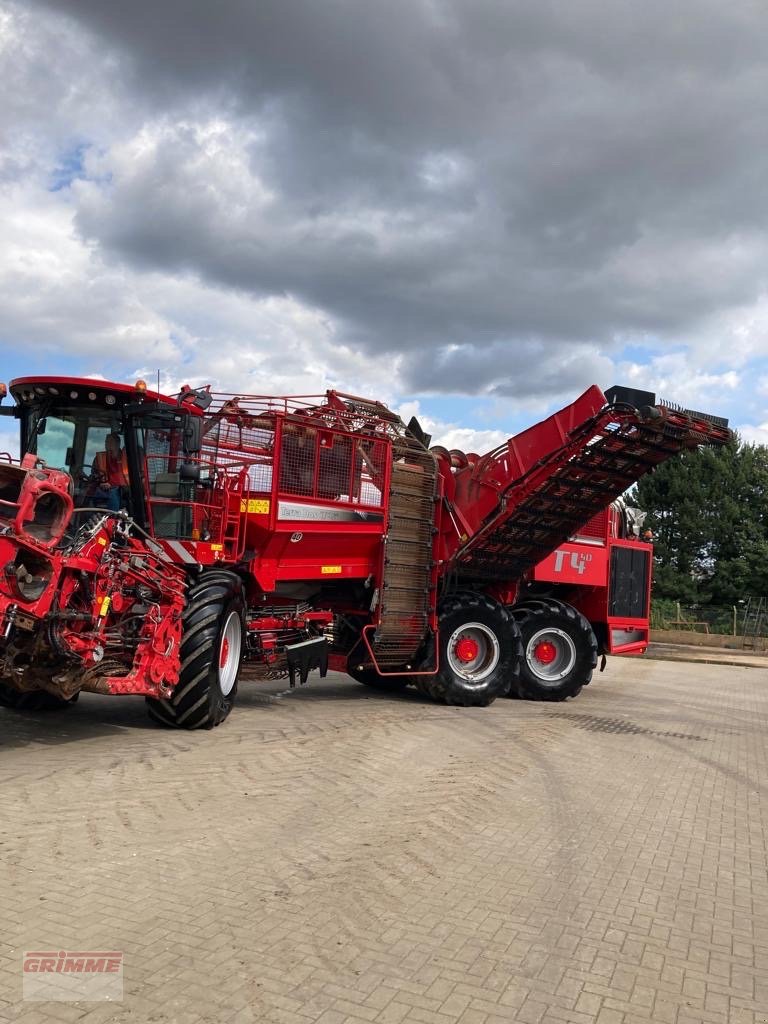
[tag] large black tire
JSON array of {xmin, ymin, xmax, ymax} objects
[
  {"xmin": 146, "ymin": 571, "xmax": 245, "ymax": 729},
  {"xmin": 0, "ymin": 682, "xmax": 74, "ymax": 711},
  {"xmin": 347, "ymin": 665, "xmax": 411, "ymax": 691},
  {"xmin": 413, "ymin": 592, "xmax": 520, "ymax": 707},
  {"xmin": 509, "ymin": 598, "xmax": 597, "ymax": 701}
]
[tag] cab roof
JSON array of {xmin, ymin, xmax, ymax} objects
[{"xmin": 10, "ymin": 376, "xmax": 175, "ymax": 406}]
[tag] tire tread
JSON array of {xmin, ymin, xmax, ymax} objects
[
  {"xmin": 413, "ymin": 591, "xmax": 520, "ymax": 707},
  {"xmin": 146, "ymin": 571, "xmax": 244, "ymax": 729}
]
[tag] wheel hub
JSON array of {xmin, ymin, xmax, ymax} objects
[
  {"xmin": 455, "ymin": 636, "xmax": 480, "ymax": 663},
  {"xmin": 446, "ymin": 622, "xmax": 501, "ymax": 685},
  {"xmin": 525, "ymin": 627, "xmax": 577, "ymax": 684},
  {"xmin": 533, "ymin": 640, "xmax": 557, "ymax": 665}
]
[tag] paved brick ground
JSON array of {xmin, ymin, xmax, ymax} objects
[{"xmin": 2, "ymin": 658, "xmax": 768, "ymax": 1024}]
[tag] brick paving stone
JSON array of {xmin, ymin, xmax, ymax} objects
[{"xmin": 1, "ymin": 658, "xmax": 768, "ymax": 1022}]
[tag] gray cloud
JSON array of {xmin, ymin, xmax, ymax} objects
[{"xmin": 19, "ymin": 0, "xmax": 768, "ymax": 395}]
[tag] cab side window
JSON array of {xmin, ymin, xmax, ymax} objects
[{"xmin": 35, "ymin": 419, "xmax": 75, "ymax": 471}]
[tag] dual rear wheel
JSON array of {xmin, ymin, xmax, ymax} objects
[
  {"xmin": 352, "ymin": 594, "xmax": 597, "ymax": 705},
  {"xmin": 414, "ymin": 592, "xmax": 521, "ymax": 706}
]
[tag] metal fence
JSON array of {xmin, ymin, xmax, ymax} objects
[{"xmin": 650, "ymin": 600, "xmax": 761, "ymax": 637}]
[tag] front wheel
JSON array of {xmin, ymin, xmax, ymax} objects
[
  {"xmin": 509, "ymin": 599, "xmax": 597, "ymax": 701},
  {"xmin": 146, "ymin": 571, "xmax": 245, "ymax": 729},
  {"xmin": 413, "ymin": 592, "xmax": 520, "ymax": 707}
]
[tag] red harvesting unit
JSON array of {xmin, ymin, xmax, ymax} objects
[{"xmin": 0, "ymin": 377, "xmax": 730, "ymax": 727}]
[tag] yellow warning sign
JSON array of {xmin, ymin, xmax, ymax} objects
[
  {"xmin": 240, "ymin": 498, "xmax": 270, "ymax": 514},
  {"xmin": 321, "ymin": 565, "xmax": 343, "ymax": 575},
  {"xmin": 210, "ymin": 544, "xmax": 223, "ymax": 551},
  {"xmin": 99, "ymin": 596, "xmax": 111, "ymax": 617}
]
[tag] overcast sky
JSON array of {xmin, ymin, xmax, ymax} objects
[{"xmin": 2, "ymin": 0, "xmax": 768, "ymax": 450}]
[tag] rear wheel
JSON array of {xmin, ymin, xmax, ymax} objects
[
  {"xmin": 414, "ymin": 592, "xmax": 519, "ymax": 707},
  {"xmin": 510, "ymin": 599, "xmax": 597, "ymax": 701},
  {"xmin": 146, "ymin": 571, "xmax": 245, "ymax": 729}
]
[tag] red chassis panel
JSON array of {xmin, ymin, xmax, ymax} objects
[{"xmin": 533, "ymin": 534, "xmax": 653, "ymax": 656}]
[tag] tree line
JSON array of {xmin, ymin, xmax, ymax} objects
[{"xmin": 631, "ymin": 436, "xmax": 768, "ymax": 605}]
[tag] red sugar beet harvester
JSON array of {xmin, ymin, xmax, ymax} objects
[{"xmin": 0, "ymin": 377, "xmax": 730, "ymax": 727}]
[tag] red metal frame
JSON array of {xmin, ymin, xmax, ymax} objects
[
  {"xmin": 359, "ymin": 624, "xmax": 439, "ymax": 677},
  {"xmin": 532, "ymin": 511, "xmax": 654, "ymax": 656}
]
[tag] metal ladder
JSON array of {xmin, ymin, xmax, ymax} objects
[
  {"xmin": 741, "ymin": 598, "xmax": 766, "ymax": 650},
  {"xmin": 372, "ymin": 434, "xmax": 438, "ymax": 669}
]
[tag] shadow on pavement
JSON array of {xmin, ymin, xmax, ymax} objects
[
  {"xmin": 0, "ymin": 694, "xmax": 156, "ymax": 751},
  {"xmin": 0, "ymin": 672, "xmax": 438, "ymax": 751}
]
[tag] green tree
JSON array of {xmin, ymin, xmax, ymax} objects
[{"xmin": 630, "ymin": 437, "xmax": 768, "ymax": 604}]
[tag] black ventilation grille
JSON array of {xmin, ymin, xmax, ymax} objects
[{"xmin": 609, "ymin": 547, "xmax": 651, "ymax": 619}]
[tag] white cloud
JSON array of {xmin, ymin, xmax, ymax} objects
[
  {"xmin": 615, "ymin": 351, "xmax": 741, "ymax": 410},
  {"xmin": 0, "ymin": 423, "xmax": 18, "ymax": 459},
  {"xmin": 0, "ymin": 181, "xmax": 181, "ymax": 361},
  {"xmin": 396, "ymin": 400, "xmax": 508, "ymax": 454},
  {"xmin": 736, "ymin": 423, "xmax": 768, "ymax": 445},
  {"xmin": 1, "ymin": 0, "xmax": 767, "ymax": 440}
]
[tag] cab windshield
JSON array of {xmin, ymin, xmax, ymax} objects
[
  {"xmin": 19, "ymin": 392, "xmax": 204, "ymax": 532},
  {"xmin": 24, "ymin": 403, "xmax": 128, "ymax": 513}
]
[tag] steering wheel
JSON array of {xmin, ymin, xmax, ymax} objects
[{"xmin": 77, "ymin": 463, "xmax": 108, "ymax": 489}]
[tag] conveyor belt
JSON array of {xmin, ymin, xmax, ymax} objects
[{"xmin": 454, "ymin": 406, "xmax": 731, "ymax": 582}]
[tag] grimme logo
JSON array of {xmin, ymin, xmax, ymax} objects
[
  {"xmin": 553, "ymin": 550, "xmax": 593, "ymax": 575},
  {"xmin": 23, "ymin": 951, "xmax": 123, "ymax": 1002}
]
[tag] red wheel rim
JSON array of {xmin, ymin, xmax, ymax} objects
[
  {"xmin": 220, "ymin": 636, "xmax": 230, "ymax": 668},
  {"xmin": 533, "ymin": 640, "xmax": 557, "ymax": 665},
  {"xmin": 455, "ymin": 636, "xmax": 480, "ymax": 663}
]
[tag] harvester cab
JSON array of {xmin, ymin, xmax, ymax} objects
[{"xmin": 3, "ymin": 378, "xmax": 216, "ymax": 539}]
